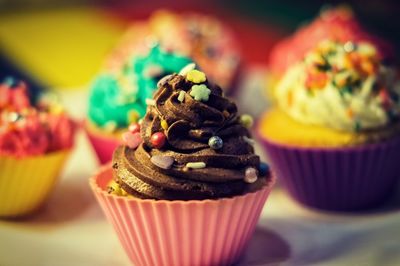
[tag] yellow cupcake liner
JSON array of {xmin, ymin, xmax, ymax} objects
[
  {"xmin": 0, "ymin": 150, "xmax": 70, "ymax": 218},
  {"xmin": 259, "ymin": 109, "xmax": 400, "ymax": 148}
]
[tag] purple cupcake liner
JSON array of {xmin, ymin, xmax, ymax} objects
[{"xmin": 259, "ymin": 136, "xmax": 400, "ymax": 211}]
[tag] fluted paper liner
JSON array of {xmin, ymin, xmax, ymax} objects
[
  {"xmin": 85, "ymin": 125, "xmax": 120, "ymax": 164},
  {"xmin": 90, "ymin": 165, "xmax": 274, "ymax": 266},
  {"xmin": 260, "ymin": 136, "xmax": 400, "ymax": 211},
  {"xmin": 0, "ymin": 150, "xmax": 70, "ymax": 217}
]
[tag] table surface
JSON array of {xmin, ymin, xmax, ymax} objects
[{"xmin": 1, "ymin": 69, "xmax": 400, "ymax": 266}]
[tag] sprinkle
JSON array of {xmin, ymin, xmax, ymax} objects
[
  {"xmin": 239, "ymin": 114, "xmax": 254, "ymax": 128},
  {"xmin": 223, "ymin": 110, "xmax": 230, "ymax": 118},
  {"xmin": 243, "ymin": 136, "xmax": 255, "ymax": 146},
  {"xmin": 157, "ymin": 74, "xmax": 173, "ymax": 88},
  {"xmin": 244, "ymin": 167, "xmax": 258, "ymax": 183},
  {"xmin": 343, "ymin": 41, "xmax": 356, "ymax": 53},
  {"xmin": 122, "ymin": 132, "xmax": 142, "ymax": 149},
  {"xmin": 146, "ymin": 98, "xmax": 156, "ymax": 106},
  {"xmin": 150, "ymin": 132, "xmax": 166, "ymax": 149},
  {"xmin": 138, "ymin": 118, "xmax": 144, "ymax": 125},
  {"xmin": 186, "ymin": 162, "xmax": 206, "ymax": 169},
  {"xmin": 150, "ymin": 155, "xmax": 174, "ymax": 169},
  {"xmin": 103, "ymin": 121, "xmax": 117, "ymax": 133},
  {"xmin": 346, "ymin": 108, "xmax": 354, "ymax": 118},
  {"xmin": 144, "ymin": 65, "xmax": 163, "ymax": 78},
  {"xmin": 161, "ymin": 120, "xmax": 168, "ymax": 130},
  {"xmin": 186, "ymin": 69, "xmax": 206, "ymax": 83},
  {"xmin": 179, "ymin": 63, "xmax": 196, "ymax": 76},
  {"xmin": 178, "ymin": 91, "xmax": 186, "ymax": 102},
  {"xmin": 379, "ymin": 88, "xmax": 390, "ymax": 108},
  {"xmin": 190, "ymin": 84, "xmax": 211, "ymax": 102},
  {"xmin": 128, "ymin": 123, "xmax": 140, "ymax": 134},
  {"xmin": 259, "ymin": 162, "xmax": 270, "ymax": 176},
  {"xmin": 208, "ymin": 136, "xmax": 223, "ymax": 149},
  {"xmin": 128, "ymin": 110, "xmax": 140, "ymax": 124},
  {"xmin": 7, "ymin": 112, "xmax": 21, "ymax": 123}
]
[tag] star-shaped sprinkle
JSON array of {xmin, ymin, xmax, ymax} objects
[
  {"xmin": 190, "ymin": 84, "xmax": 211, "ymax": 102},
  {"xmin": 186, "ymin": 70, "xmax": 206, "ymax": 83}
]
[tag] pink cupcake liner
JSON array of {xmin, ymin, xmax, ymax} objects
[
  {"xmin": 90, "ymin": 165, "xmax": 275, "ymax": 266},
  {"xmin": 260, "ymin": 136, "xmax": 400, "ymax": 211},
  {"xmin": 85, "ymin": 127, "xmax": 120, "ymax": 165}
]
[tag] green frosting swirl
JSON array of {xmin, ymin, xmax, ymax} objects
[{"xmin": 88, "ymin": 45, "xmax": 193, "ymax": 128}]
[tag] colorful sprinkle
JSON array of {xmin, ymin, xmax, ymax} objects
[
  {"xmin": 239, "ymin": 114, "xmax": 254, "ymax": 128},
  {"xmin": 128, "ymin": 123, "xmax": 141, "ymax": 134},
  {"xmin": 190, "ymin": 84, "xmax": 211, "ymax": 102},
  {"xmin": 178, "ymin": 91, "xmax": 186, "ymax": 102},
  {"xmin": 150, "ymin": 132, "xmax": 166, "ymax": 149},
  {"xmin": 186, "ymin": 69, "xmax": 206, "ymax": 83},
  {"xmin": 244, "ymin": 167, "xmax": 258, "ymax": 183},
  {"xmin": 146, "ymin": 98, "xmax": 156, "ymax": 106},
  {"xmin": 128, "ymin": 110, "xmax": 140, "ymax": 124},
  {"xmin": 186, "ymin": 162, "xmax": 206, "ymax": 169},
  {"xmin": 259, "ymin": 162, "xmax": 269, "ymax": 176},
  {"xmin": 157, "ymin": 74, "xmax": 172, "ymax": 88},
  {"xmin": 243, "ymin": 136, "xmax": 255, "ymax": 146},
  {"xmin": 343, "ymin": 41, "xmax": 356, "ymax": 53},
  {"xmin": 208, "ymin": 136, "xmax": 223, "ymax": 149},
  {"xmin": 161, "ymin": 120, "xmax": 168, "ymax": 130},
  {"xmin": 305, "ymin": 71, "xmax": 328, "ymax": 89},
  {"xmin": 379, "ymin": 88, "xmax": 390, "ymax": 108},
  {"xmin": 346, "ymin": 108, "xmax": 354, "ymax": 118},
  {"xmin": 150, "ymin": 155, "xmax": 174, "ymax": 169},
  {"xmin": 122, "ymin": 132, "xmax": 142, "ymax": 149},
  {"xmin": 7, "ymin": 112, "xmax": 22, "ymax": 123},
  {"xmin": 179, "ymin": 63, "xmax": 196, "ymax": 76}
]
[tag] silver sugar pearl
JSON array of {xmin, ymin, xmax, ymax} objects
[
  {"xmin": 208, "ymin": 136, "xmax": 223, "ymax": 150},
  {"xmin": 244, "ymin": 167, "xmax": 258, "ymax": 183}
]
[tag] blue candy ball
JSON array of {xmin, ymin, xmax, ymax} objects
[
  {"xmin": 208, "ymin": 136, "xmax": 223, "ymax": 150},
  {"xmin": 259, "ymin": 162, "xmax": 270, "ymax": 176}
]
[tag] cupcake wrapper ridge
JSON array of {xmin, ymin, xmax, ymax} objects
[{"xmin": 90, "ymin": 165, "xmax": 274, "ymax": 266}]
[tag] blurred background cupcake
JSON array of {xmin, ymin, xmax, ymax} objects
[
  {"xmin": 85, "ymin": 45, "xmax": 193, "ymax": 164},
  {"xmin": 267, "ymin": 5, "xmax": 395, "ymax": 101},
  {"xmin": 105, "ymin": 10, "xmax": 242, "ymax": 93},
  {"xmin": 90, "ymin": 69, "xmax": 274, "ymax": 265},
  {"xmin": 0, "ymin": 78, "xmax": 75, "ymax": 217},
  {"xmin": 259, "ymin": 39, "xmax": 400, "ymax": 211}
]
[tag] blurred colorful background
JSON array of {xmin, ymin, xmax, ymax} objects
[{"xmin": 1, "ymin": 0, "xmax": 399, "ymax": 91}]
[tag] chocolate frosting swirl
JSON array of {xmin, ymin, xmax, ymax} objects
[{"xmin": 113, "ymin": 73, "xmax": 269, "ymax": 200}]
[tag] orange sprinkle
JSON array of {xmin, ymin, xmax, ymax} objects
[{"xmin": 347, "ymin": 108, "xmax": 354, "ymax": 118}]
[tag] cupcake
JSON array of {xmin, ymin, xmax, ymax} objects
[
  {"xmin": 105, "ymin": 10, "xmax": 242, "ymax": 93},
  {"xmin": 259, "ymin": 40, "xmax": 400, "ymax": 211},
  {"xmin": 86, "ymin": 45, "xmax": 193, "ymax": 164},
  {"xmin": 267, "ymin": 6, "xmax": 395, "ymax": 99},
  {"xmin": 0, "ymin": 78, "xmax": 75, "ymax": 217},
  {"xmin": 90, "ymin": 68, "xmax": 274, "ymax": 265}
]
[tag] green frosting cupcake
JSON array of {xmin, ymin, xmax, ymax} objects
[{"xmin": 88, "ymin": 45, "xmax": 193, "ymax": 129}]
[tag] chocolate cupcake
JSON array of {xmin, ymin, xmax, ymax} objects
[{"xmin": 90, "ymin": 68, "xmax": 274, "ymax": 266}]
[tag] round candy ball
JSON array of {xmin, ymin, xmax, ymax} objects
[
  {"xmin": 208, "ymin": 136, "xmax": 223, "ymax": 150},
  {"xmin": 150, "ymin": 132, "xmax": 166, "ymax": 149}
]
